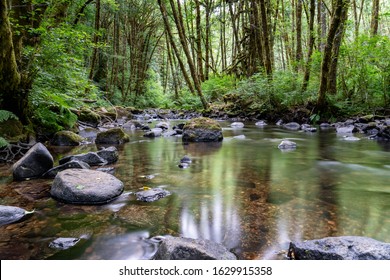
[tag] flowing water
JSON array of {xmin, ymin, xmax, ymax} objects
[{"xmin": 1, "ymin": 121, "xmax": 390, "ymax": 260}]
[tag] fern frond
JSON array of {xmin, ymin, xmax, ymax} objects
[
  {"xmin": 0, "ymin": 110, "xmax": 18, "ymax": 122},
  {"xmin": 0, "ymin": 137, "xmax": 9, "ymax": 148}
]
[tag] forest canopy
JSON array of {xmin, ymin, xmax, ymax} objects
[{"xmin": 0, "ymin": 0, "xmax": 389, "ymax": 134}]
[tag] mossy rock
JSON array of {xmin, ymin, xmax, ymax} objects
[
  {"xmin": 51, "ymin": 131, "xmax": 85, "ymax": 146},
  {"xmin": 95, "ymin": 128, "xmax": 130, "ymax": 144},
  {"xmin": 182, "ymin": 117, "xmax": 223, "ymax": 142},
  {"xmin": 0, "ymin": 119, "xmax": 24, "ymax": 140},
  {"xmin": 78, "ymin": 109, "xmax": 101, "ymax": 126}
]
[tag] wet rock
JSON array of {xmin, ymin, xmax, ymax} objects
[
  {"xmin": 0, "ymin": 205, "xmax": 33, "ymax": 226},
  {"xmin": 42, "ymin": 160, "xmax": 90, "ymax": 178},
  {"xmin": 155, "ymin": 121, "xmax": 170, "ymax": 130},
  {"xmin": 96, "ymin": 167, "xmax": 115, "ymax": 174},
  {"xmin": 78, "ymin": 109, "xmax": 101, "ymax": 127},
  {"xmin": 336, "ymin": 125, "xmax": 358, "ymax": 134},
  {"xmin": 180, "ymin": 156, "xmax": 192, "ymax": 164},
  {"xmin": 122, "ymin": 121, "xmax": 136, "ymax": 130},
  {"xmin": 182, "ymin": 117, "xmax": 223, "ymax": 142},
  {"xmin": 283, "ymin": 122, "xmax": 301, "ymax": 130},
  {"xmin": 78, "ymin": 127, "xmax": 99, "ymax": 140},
  {"xmin": 49, "ymin": 237, "xmax": 80, "ymax": 250},
  {"xmin": 135, "ymin": 188, "xmax": 171, "ymax": 202},
  {"xmin": 233, "ymin": 135, "xmax": 246, "ymax": 139},
  {"xmin": 95, "ymin": 128, "xmax": 130, "ymax": 144},
  {"xmin": 276, "ymin": 119, "xmax": 284, "ymax": 126},
  {"xmin": 50, "ymin": 131, "xmax": 85, "ymax": 146},
  {"xmin": 342, "ymin": 135, "xmax": 361, "ymax": 141},
  {"xmin": 96, "ymin": 146, "xmax": 119, "ymax": 164},
  {"xmin": 13, "ymin": 143, "xmax": 54, "ymax": 181},
  {"xmin": 278, "ymin": 140, "xmax": 297, "ymax": 150},
  {"xmin": 154, "ymin": 236, "xmax": 237, "ymax": 260},
  {"xmin": 288, "ymin": 236, "xmax": 390, "ymax": 260},
  {"xmin": 301, "ymin": 124, "xmax": 317, "ymax": 133},
  {"xmin": 51, "ymin": 169, "xmax": 124, "ymax": 205},
  {"xmin": 374, "ymin": 126, "xmax": 390, "ymax": 141},
  {"xmin": 255, "ymin": 120, "xmax": 267, "ymax": 127},
  {"xmin": 144, "ymin": 128, "xmax": 163, "ymax": 138},
  {"xmin": 320, "ymin": 123, "xmax": 332, "ymax": 129},
  {"xmin": 231, "ymin": 122, "xmax": 244, "ymax": 128},
  {"xmin": 59, "ymin": 152, "xmax": 107, "ymax": 166}
]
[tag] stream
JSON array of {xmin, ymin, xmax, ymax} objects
[{"xmin": 1, "ymin": 121, "xmax": 390, "ymax": 260}]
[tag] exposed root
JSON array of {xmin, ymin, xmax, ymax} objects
[{"xmin": 0, "ymin": 142, "xmax": 33, "ymax": 163}]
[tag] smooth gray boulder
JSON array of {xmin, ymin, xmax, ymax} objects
[
  {"xmin": 283, "ymin": 122, "xmax": 301, "ymax": 130},
  {"xmin": 336, "ymin": 125, "xmax": 358, "ymax": 134},
  {"xmin": 182, "ymin": 117, "xmax": 223, "ymax": 142},
  {"xmin": 154, "ymin": 236, "xmax": 237, "ymax": 260},
  {"xmin": 288, "ymin": 236, "xmax": 390, "ymax": 260},
  {"xmin": 0, "ymin": 205, "xmax": 33, "ymax": 226},
  {"xmin": 42, "ymin": 160, "xmax": 90, "ymax": 178},
  {"xmin": 144, "ymin": 128, "xmax": 163, "ymax": 138},
  {"xmin": 12, "ymin": 143, "xmax": 54, "ymax": 180},
  {"xmin": 135, "ymin": 188, "xmax": 171, "ymax": 202},
  {"xmin": 231, "ymin": 122, "xmax": 244, "ymax": 128},
  {"xmin": 51, "ymin": 169, "xmax": 124, "ymax": 205}
]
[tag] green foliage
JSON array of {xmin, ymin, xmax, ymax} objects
[
  {"xmin": 201, "ymin": 75, "xmax": 236, "ymax": 102},
  {"xmin": 337, "ymin": 34, "xmax": 390, "ymax": 114},
  {"xmin": 28, "ymin": 23, "xmax": 105, "ymax": 133},
  {"xmin": 0, "ymin": 110, "xmax": 18, "ymax": 122},
  {"xmin": 0, "ymin": 137, "xmax": 9, "ymax": 148}
]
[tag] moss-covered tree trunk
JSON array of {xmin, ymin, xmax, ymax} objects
[{"xmin": 0, "ymin": 0, "xmax": 23, "ymax": 121}]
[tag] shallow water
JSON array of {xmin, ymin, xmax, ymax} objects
[{"xmin": 1, "ymin": 122, "xmax": 390, "ymax": 260}]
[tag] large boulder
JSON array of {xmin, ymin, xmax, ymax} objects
[
  {"xmin": 95, "ymin": 128, "xmax": 130, "ymax": 144},
  {"xmin": 50, "ymin": 131, "xmax": 85, "ymax": 146},
  {"xmin": 78, "ymin": 108, "xmax": 101, "ymax": 127},
  {"xmin": 182, "ymin": 117, "xmax": 223, "ymax": 142},
  {"xmin": 51, "ymin": 169, "xmax": 124, "ymax": 205},
  {"xmin": 12, "ymin": 143, "xmax": 54, "ymax": 180},
  {"xmin": 288, "ymin": 236, "xmax": 390, "ymax": 260},
  {"xmin": 0, "ymin": 205, "xmax": 33, "ymax": 226},
  {"xmin": 154, "ymin": 236, "xmax": 237, "ymax": 260}
]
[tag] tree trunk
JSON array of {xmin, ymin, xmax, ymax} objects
[
  {"xmin": 370, "ymin": 0, "xmax": 380, "ymax": 36},
  {"xmin": 195, "ymin": 0, "xmax": 205, "ymax": 81},
  {"xmin": 158, "ymin": 0, "xmax": 196, "ymax": 95},
  {"xmin": 0, "ymin": 0, "xmax": 25, "ymax": 122},
  {"xmin": 295, "ymin": 0, "xmax": 303, "ymax": 71},
  {"xmin": 259, "ymin": 0, "xmax": 273, "ymax": 77},
  {"xmin": 89, "ymin": 0, "xmax": 101, "ymax": 80},
  {"xmin": 302, "ymin": 0, "xmax": 316, "ymax": 91},
  {"xmin": 168, "ymin": 0, "xmax": 209, "ymax": 109},
  {"xmin": 317, "ymin": 0, "xmax": 350, "ymax": 112}
]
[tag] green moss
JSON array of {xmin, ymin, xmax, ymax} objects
[
  {"xmin": 183, "ymin": 117, "xmax": 222, "ymax": 131},
  {"xmin": 78, "ymin": 109, "xmax": 101, "ymax": 124},
  {"xmin": 95, "ymin": 128, "xmax": 130, "ymax": 144}
]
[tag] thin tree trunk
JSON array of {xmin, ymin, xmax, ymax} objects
[
  {"xmin": 295, "ymin": 0, "xmax": 303, "ymax": 71},
  {"xmin": 317, "ymin": 0, "xmax": 350, "ymax": 112},
  {"xmin": 259, "ymin": 0, "xmax": 273, "ymax": 77},
  {"xmin": 168, "ymin": 0, "xmax": 209, "ymax": 109},
  {"xmin": 89, "ymin": 0, "xmax": 101, "ymax": 80},
  {"xmin": 195, "ymin": 0, "xmax": 205, "ymax": 81},
  {"xmin": 302, "ymin": 0, "xmax": 316, "ymax": 91},
  {"xmin": 370, "ymin": 0, "xmax": 380, "ymax": 36},
  {"xmin": 158, "ymin": 0, "xmax": 196, "ymax": 94}
]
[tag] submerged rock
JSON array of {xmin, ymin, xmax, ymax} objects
[
  {"xmin": 135, "ymin": 188, "xmax": 171, "ymax": 202},
  {"xmin": 51, "ymin": 169, "xmax": 124, "ymax": 204},
  {"xmin": 278, "ymin": 140, "xmax": 297, "ymax": 150},
  {"xmin": 288, "ymin": 236, "xmax": 390, "ymax": 260},
  {"xmin": 0, "ymin": 205, "xmax": 33, "ymax": 226},
  {"xmin": 12, "ymin": 143, "xmax": 54, "ymax": 181},
  {"xmin": 182, "ymin": 117, "xmax": 223, "ymax": 142},
  {"xmin": 154, "ymin": 236, "xmax": 237, "ymax": 260},
  {"xmin": 231, "ymin": 122, "xmax": 245, "ymax": 128},
  {"xmin": 283, "ymin": 122, "xmax": 301, "ymax": 130},
  {"xmin": 144, "ymin": 128, "xmax": 163, "ymax": 138},
  {"xmin": 49, "ymin": 237, "xmax": 80, "ymax": 250},
  {"xmin": 255, "ymin": 120, "xmax": 267, "ymax": 127},
  {"xmin": 336, "ymin": 125, "xmax": 358, "ymax": 134}
]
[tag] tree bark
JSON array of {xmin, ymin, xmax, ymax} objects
[
  {"xmin": 302, "ymin": 0, "xmax": 316, "ymax": 91},
  {"xmin": 259, "ymin": 0, "xmax": 273, "ymax": 77},
  {"xmin": 295, "ymin": 0, "xmax": 303, "ymax": 71},
  {"xmin": 195, "ymin": 0, "xmax": 205, "ymax": 81},
  {"xmin": 317, "ymin": 0, "xmax": 350, "ymax": 112},
  {"xmin": 370, "ymin": 0, "xmax": 380, "ymax": 36}
]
